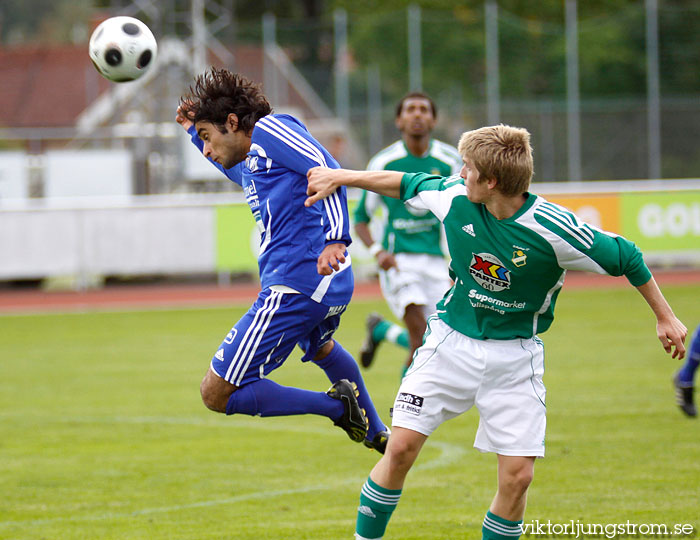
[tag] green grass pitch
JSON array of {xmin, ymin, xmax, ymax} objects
[{"xmin": 1, "ymin": 284, "xmax": 698, "ymax": 539}]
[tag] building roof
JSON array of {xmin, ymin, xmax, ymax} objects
[{"xmin": 0, "ymin": 44, "xmax": 111, "ymax": 128}]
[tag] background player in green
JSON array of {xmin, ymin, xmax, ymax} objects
[
  {"xmin": 305, "ymin": 124, "xmax": 688, "ymax": 540},
  {"xmin": 354, "ymin": 92, "xmax": 460, "ymax": 375}
]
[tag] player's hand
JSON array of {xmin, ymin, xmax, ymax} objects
[
  {"xmin": 657, "ymin": 316, "xmax": 687, "ymax": 359},
  {"xmin": 176, "ymin": 104, "xmax": 194, "ymax": 131},
  {"xmin": 317, "ymin": 242, "xmax": 347, "ymax": 276},
  {"xmin": 376, "ymin": 250, "xmax": 397, "ymax": 271},
  {"xmin": 306, "ymin": 166, "xmax": 338, "ymax": 207}
]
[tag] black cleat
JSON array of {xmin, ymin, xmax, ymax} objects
[
  {"xmin": 360, "ymin": 313, "xmax": 384, "ymax": 369},
  {"xmin": 327, "ymin": 379, "xmax": 368, "ymax": 442},
  {"xmin": 363, "ymin": 429, "xmax": 390, "ymax": 454},
  {"xmin": 673, "ymin": 375, "xmax": 697, "ymax": 417}
]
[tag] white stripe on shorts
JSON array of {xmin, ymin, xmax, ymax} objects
[{"xmin": 226, "ymin": 290, "xmax": 283, "ymax": 385}]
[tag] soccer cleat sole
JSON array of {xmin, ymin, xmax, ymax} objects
[
  {"xmin": 359, "ymin": 313, "xmax": 384, "ymax": 369},
  {"xmin": 673, "ymin": 375, "xmax": 697, "ymax": 418},
  {"xmin": 327, "ymin": 379, "xmax": 369, "ymax": 442}
]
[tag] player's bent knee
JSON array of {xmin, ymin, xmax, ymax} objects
[
  {"xmin": 200, "ymin": 369, "xmax": 235, "ymax": 413},
  {"xmin": 501, "ymin": 466, "xmax": 534, "ymax": 495},
  {"xmin": 313, "ymin": 339, "xmax": 335, "ymax": 361},
  {"xmin": 385, "ymin": 436, "xmax": 422, "ymax": 472}
]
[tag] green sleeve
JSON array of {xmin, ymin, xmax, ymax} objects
[
  {"xmin": 400, "ymin": 172, "xmax": 453, "ymax": 201},
  {"xmin": 352, "ymin": 189, "xmax": 372, "ymax": 224},
  {"xmin": 588, "ymin": 235, "xmax": 652, "ymax": 286}
]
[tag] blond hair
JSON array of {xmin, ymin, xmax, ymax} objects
[{"xmin": 458, "ymin": 125, "xmax": 533, "ymax": 196}]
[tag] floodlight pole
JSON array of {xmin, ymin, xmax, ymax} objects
[
  {"xmin": 263, "ymin": 13, "xmax": 281, "ymax": 107},
  {"xmin": 191, "ymin": 0, "xmax": 207, "ymax": 76},
  {"xmin": 334, "ymin": 8, "xmax": 350, "ymax": 126},
  {"xmin": 485, "ymin": 0, "xmax": 500, "ymax": 125},
  {"xmin": 646, "ymin": 0, "xmax": 662, "ymax": 180},
  {"xmin": 407, "ymin": 4, "xmax": 422, "ymax": 91},
  {"xmin": 565, "ymin": 0, "xmax": 581, "ymax": 183},
  {"xmin": 367, "ymin": 64, "xmax": 383, "ymax": 155}
]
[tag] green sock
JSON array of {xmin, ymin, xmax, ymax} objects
[
  {"xmin": 355, "ymin": 477, "xmax": 402, "ymax": 539},
  {"xmin": 371, "ymin": 320, "xmax": 392, "ymax": 343},
  {"xmin": 376, "ymin": 322, "xmax": 409, "ymax": 349},
  {"xmin": 392, "ymin": 327, "xmax": 409, "ymax": 349},
  {"xmin": 482, "ymin": 510, "xmax": 523, "ymax": 539}
]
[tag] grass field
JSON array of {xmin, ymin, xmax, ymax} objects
[{"xmin": 1, "ymin": 284, "xmax": 699, "ymax": 539}]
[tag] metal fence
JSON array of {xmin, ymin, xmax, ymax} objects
[
  {"xmin": 253, "ymin": 2, "xmax": 700, "ymax": 181},
  {"xmin": 2, "ymin": 1, "xmax": 699, "ymax": 195}
]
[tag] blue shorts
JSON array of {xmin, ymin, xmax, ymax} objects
[{"xmin": 210, "ymin": 288, "xmax": 347, "ymax": 386}]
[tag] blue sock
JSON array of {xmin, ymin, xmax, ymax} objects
[
  {"xmin": 677, "ymin": 357, "xmax": 699, "ymax": 386},
  {"xmin": 678, "ymin": 327, "xmax": 700, "ymax": 385},
  {"xmin": 225, "ymin": 378, "xmax": 343, "ymax": 419},
  {"xmin": 313, "ymin": 341, "xmax": 388, "ymax": 439}
]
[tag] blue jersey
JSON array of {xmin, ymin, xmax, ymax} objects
[{"xmin": 188, "ymin": 114, "xmax": 353, "ymax": 306}]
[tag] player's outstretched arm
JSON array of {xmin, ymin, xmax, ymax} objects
[
  {"xmin": 636, "ymin": 277, "xmax": 687, "ymax": 359},
  {"xmin": 176, "ymin": 103, "xmax": 194, "ymax": 131},
  {"xmin": 305, "ymin": 167, "xmax": 403, "ymax": 207}
]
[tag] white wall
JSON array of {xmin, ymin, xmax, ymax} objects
[
  {"xmin": 0, "ymin": 197, "xmax": 223, "ymax": 281},
  {"xmin": 0, "ymin": 152, "xmax": 29, "ymax": 199},
  {"xmin": 44, "ymin": 150, "xmax": 133, "ymax": 197}
]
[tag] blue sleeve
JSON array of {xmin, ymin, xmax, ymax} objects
[
  {"xmin": 255, "ymin": 115, "xmax": 351, "ymax": 246},
  {"xmin": 186, "ymin": 125, "xmax": 243, "ymax": 187}
]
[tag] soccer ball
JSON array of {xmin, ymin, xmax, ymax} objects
[{"xmin": 88, "ymin": 16, "xmax": 157, "ymax": 83}]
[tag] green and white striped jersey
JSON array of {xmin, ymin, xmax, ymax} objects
[
  {"xmin": 400, "ymin": 172, "xmax": 652, "ymax": 340},
  {"xmin": 354, "ymin": 139, "xmax": 461, "ymax": 255}
]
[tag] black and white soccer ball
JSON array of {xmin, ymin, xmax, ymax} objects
[{"xmin": 89, "ymin": 16, "xmax": 157, "ymax": 83}]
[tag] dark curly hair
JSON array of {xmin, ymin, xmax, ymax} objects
[
  {"xmin": 395, "ymin": 91, "xmax": 437, "ymax": 119},
  {"xmin": 179, "ymin": 68, "xmax": 272, "ymax": 133}
]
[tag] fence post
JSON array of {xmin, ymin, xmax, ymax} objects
[
  {"xmin": 565, "ymin": 0, "xmax": 582, "ymax": 182},
  {"xmin": 485, "ymin": 0, "xmax": 500, "ymax": 125},
  {"xmin": 646, "ymin": 0, "xmax": 662, "ymax": 180}
]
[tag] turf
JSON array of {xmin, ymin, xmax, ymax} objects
[{"xmin": 1, "ymin": 284, "xmax": 698, "ymax": 539}]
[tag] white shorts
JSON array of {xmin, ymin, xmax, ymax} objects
[
  {"xmin": 378, "ymin": 253, "xmax": 452, "ymax": 320},
  {"xmin": 391, "ymin": 317, "xmax": 546, "ymax": 457}
]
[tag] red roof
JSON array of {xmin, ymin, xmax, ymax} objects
[
  {"xmin": 0, "ymin": 42, "xmax": 327, "ymax": 130},
  {"xmin": 0, "ymin": 44, "xmax": 111, "ymax": 128}
]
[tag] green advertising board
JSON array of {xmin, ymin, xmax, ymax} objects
[
  {"xmin": 215, "ymin": 205, "xmax": 260, "ymax": 273},
  {"xmin": 621, "ymin": 191, "xmax": 700, "ymax": 252}
]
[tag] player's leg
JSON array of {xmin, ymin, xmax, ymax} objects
[
  {"xmin": 474, "ymin": 337, "xmax": 546, "ymax": 540},
  {"xmin": 401, "ymin": 303, "xmax": 427, "ymax": 376},
  {"xmin": 355, "ymin": 316, "xmax": 479, "ymax": 539},
  {"xmin": 674, "ymin": 323, "xmax": 699, "ymax": 417},
  {"xmin": 481, "ymin": 455, "xmax": 535, "ymax": 540},
  {"xmin": 355, "ymin": 427, "xmax": 427, "ymax": 540},
  {"xmin": 200, "ymin": 367, "xmax": 350, "ymax": 419},
  {"xmin": 200, "ymin": 289, "xmax": 366, "ymax": 440},
  {"xmin": 359, "ymin": 312, "xmax": 409, "ymax": 369},
  {"xmin": 307, "ymin": 319, "xmax": 389, "ymax": 449}
]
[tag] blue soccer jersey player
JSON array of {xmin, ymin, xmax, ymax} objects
[
  {"xmin": 177, "ymin": 68, "xmax": 389, "ymax": 452},
  {"xmin": 674, "ymin": 323, "xmax": 700, "ymax": 417}
]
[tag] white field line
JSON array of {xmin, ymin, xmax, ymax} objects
[{"xmin": 0, "ymin": 415, "xmax": 466, "ymax": 529}]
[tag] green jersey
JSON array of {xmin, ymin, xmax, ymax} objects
[
  {"xmin": 400, "ymin": 172, "xmax": 652, "ymax": 340},
  {"xmin": 354, "ymin": 139, "xmax": 461, "ymax": 255}
]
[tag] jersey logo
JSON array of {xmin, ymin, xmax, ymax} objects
[
  {"xmin": 469, "ymin": 252, "xmax": 511, "ymax": 291},
  {"xmin": 224, "ymin": 328, "xmax": 238, "ymax": 344},
  {"xmin": 462, "ymin": 223, "xmax": 475, "ymax": 237},
  {"xmin": 512, "ymin": 250, "xmax": 527, "ymax": 267},
  {"xmin": 247, "ymin": 143, "xmax": 273, "ymax": 173},
  {"xmin": 215, "ymin": 348, "xmax": 225, "ymax": 361}
]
